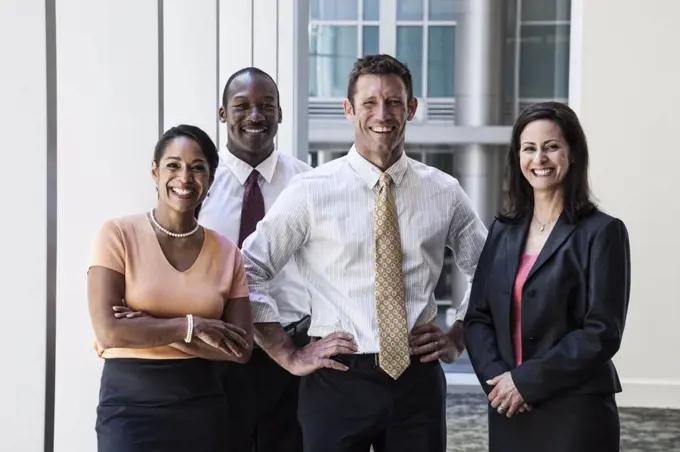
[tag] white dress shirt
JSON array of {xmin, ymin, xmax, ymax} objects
[
  {"xmin": 198, "ymin": 148, "xmax": 312, "ymax": 325},
  {"xmin": 242, "ymin": 145, "xmax": 488, "ymax": 353}
]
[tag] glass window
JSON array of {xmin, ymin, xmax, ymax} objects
[
  {"xmin": 428, "ymin": 0, "xmax": 458, "ymax": 21},
  {"xmin": 309, "ymin": 25, "xmax": 358, "ymax": 97},
  {"xmin": 519, "ymin": 24, "xmax": 570, "ymax": 99},
  {"xmin": 396, "ymin": 26, "xmax": 423, "ymax": 98},
  {"xmin": 310, "ymin": 0, "xmax": 358, "ymax": 21},
  {"xmin": 522, "ymin": 0, "xmax": 571, "ymax": 22},
  {"xmin": 363, "ymin": 0, "xmax": 380, "ymax": 20},
  {"xmin": 427, "ymin": 26, "xmax": 455, "ymax": 97},
  {"xmin": 397, "ymin": 0, "xmax": 424, "ymax": 21},
  {"xmin": 362, "ymin": 26, "xmax": 379, "ymax": 56}
]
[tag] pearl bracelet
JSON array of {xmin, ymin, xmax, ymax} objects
[{"xmin": 184, "ymin": 314, "xmax": 194, "ymax": 343}]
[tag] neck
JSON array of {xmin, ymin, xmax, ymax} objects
[
  {"xmin": 153, "ymin": 204, "xmax": 196, "ymax": 233},
  {"xmin": 227, "ymin": 141, "xmax": 274, "ymax": 169},
  {"xmin": 355, "ymin": 145, "xmax": 403, "ymax": 172},
  {"xmin": 532, "ymin": 189, "xmax": 564, "ymax": 223}
]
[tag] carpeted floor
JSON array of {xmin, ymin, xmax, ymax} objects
[{"xmin": 445, "ymin": 393, "xmax": 680, "ymax": 451}]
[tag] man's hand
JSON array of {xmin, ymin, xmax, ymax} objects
[
  {"xmin": 409, "ymin": 321, "xmax": 464, "ymax": 364},
  {"xmin": 288, "ymin": 332, "xmax": 358, "ymax": 376},
  {"xmin": 487, "ymin": 372, "xmax": 530, "ymax": 418}
]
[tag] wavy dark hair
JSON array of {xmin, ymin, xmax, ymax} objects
[
  {"xmin": 498, "ymin": 101, "xmax": 596, "ymax": 224},
  {"xmin": 153, "ymin": 124, "xmax": 219, "ymax": 218}
]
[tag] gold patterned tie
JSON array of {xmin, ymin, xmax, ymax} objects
[{"xmin": 374, "ymin": 172, "xmax": 410, "ymax": 380}]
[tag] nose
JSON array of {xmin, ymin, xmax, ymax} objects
[
  {"xmin": 375, "ymin": 102, "xmax": 392, "ymax": 120},
  {"xmin": 177, "ymin": 166, "xmax": 193, "ymax": 182},
  {"xmin": 248, "ymin": 106, "xmax": 265, "ymax": 122},
  {"xmin": 533, "ymin": 150, "xmax": 548, "ymax": 163}
]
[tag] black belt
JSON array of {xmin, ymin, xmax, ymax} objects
[{"xmin": 283, "ymin": 315, "xmax": 311, "ymax": 337}]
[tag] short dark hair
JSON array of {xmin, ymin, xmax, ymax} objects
[
  {"xmin": 221, "ymin": 67, "xmax": 279, "ymax": 107},
  {"xmin": 346, "ymin": 54, "xmax": 413, "ymax": 106},
  {"xmin": 153, "ymin": 124, "xmax": 219, "ymax": 181},
  {"xmin": 498, "ymin": 101, "xmax": 596, "ymax": 224}
]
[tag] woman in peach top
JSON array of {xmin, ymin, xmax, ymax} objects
[{"xmin": 87, "ymin": 124, "xmax": 253, "ymax": 452}]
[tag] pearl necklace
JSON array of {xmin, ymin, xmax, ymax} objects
[{"xmin": 149, "ymin": 209, "xmax": 199, "ymax": 238}]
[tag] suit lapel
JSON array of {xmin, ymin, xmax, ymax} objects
[
  {"xmin": 504, "ymin": 215, "xmax": 531, "ymax": 289},
  {"xmin": 526, "ymin": 213, "xmax": 577, "ymax": 282}
]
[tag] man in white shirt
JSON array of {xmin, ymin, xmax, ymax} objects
[
  {"xmin": 198, "ymin": 67, "xmax": 312, "ymax": 452},
  {"xmin": 241, "ymin": 55, "xmax": 488, "ymax": 452}
]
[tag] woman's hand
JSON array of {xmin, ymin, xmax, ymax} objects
[
  {"xmin": 193, "ymin": 317, "xmax": 250, "ymax": 358},
  {"xmin": 112, "ymin": 305, "xmax": 146, "ymax": 319},
  {"xmin": 487, "ymin": 372, "xmax": 530, "ymax": 418}
]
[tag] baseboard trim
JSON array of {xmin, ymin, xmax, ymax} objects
[
  {"xmin": 445, "ymin": 373, "xmax": 680, "ymax": 409},
  {"xmin": 617, "ymin": 379, "xmax": 680, "ymax": 409}
]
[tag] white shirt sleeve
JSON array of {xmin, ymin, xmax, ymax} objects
[
  {"xmin": 446, "ymin": 179, "xmax": 489, "ymax": 323},
  {"xmin": 241, "ymin": 178, "xmax": 311, "ymax": 323}
]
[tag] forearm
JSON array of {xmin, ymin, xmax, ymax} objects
[
  {"xmin": 97, "ymin": 316, "xmax": 188, "ymax": 350},
  {"xmin": 511, "ymin": 328, "xmax": 620, "ymax": 403},
  {"xmin": 464, "ymin": 321, "xmax": 511, "ymax": 393},
  {"xmin": 254, "ymin": 322, "xmax": 299, "ymax": 372},
  {"xmin": 168, "ymin": 340, "xmax": 246, "ymax": 363}
]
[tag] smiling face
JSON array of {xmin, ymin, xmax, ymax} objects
[
  {"xmin": 220, "ymin": 71, "xmax": 281, "ymax": 159},
  {"xmin": 343, "ymin": 74, "xmax": 417, "ymax": 166},
  {"xmin": 518, "ymin": 119, "xmax": 571, "ymax": 193},
  {"xmin": 152, "ymin": 136, "xmax": 211, "ymax": 214}
]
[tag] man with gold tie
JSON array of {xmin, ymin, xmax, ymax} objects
[{"xmin": 241, "ymin": 54, "xmax": 487, "ymax": 452}]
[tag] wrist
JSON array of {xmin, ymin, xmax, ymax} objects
[{"xmin": 184, "ymin": 314, "xmax": 194, "ymax": 343}]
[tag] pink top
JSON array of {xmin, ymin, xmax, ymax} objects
[{"xmin": 512, "ymin": 254, "xmax": 538, "ymax": 366}]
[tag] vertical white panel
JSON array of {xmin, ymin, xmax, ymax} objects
[
  {"xmin": 54, "ymin": 1, "xmax": 159, "ymax": 451},
  {"xmin": 0, "ymin": 0, "xmax": 47, "ymax": 450},
  {"xmin": 252, "ymin": 0, "xmax": 279, "ymax": 79},
  {"xmin": 277, "ymin": 0, "xmax": 310, "ymax": 161},
  {"xmin": 164, "ymin": 0, "xmax": 219, "ymax": 144},
  {"xmin": 218, "ymin": 0, "xmax": 254, "ymax": 148},
  {"xmin": 575, "ymin": 0, "xmax": 680, "ymax": 408},
  {"xmin": 380, "ymin": 0, "xmax": 397, "ymax": 56}
]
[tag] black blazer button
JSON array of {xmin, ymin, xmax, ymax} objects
[
  {"xmin": 527, "ymin": 289, "xmax": 536, "ymax": 297},
  {"xmin": 529, "ymin": 337, "xmax": 536, "ymax": 342}
]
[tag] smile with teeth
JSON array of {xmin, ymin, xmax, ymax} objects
[
  {"xmin": 171, "ymin": 187, "xmax": 194, "ymax": 198},
  {"xmin": 370, "ymin": 126, "xmax": 394, "ymax": 133},
  {"xmin": 532, "ymin": 168, "xmax": 554, "ymax": 176},
  {"xmin": 244, "ymin": 127, "xmax": 267, "ymax": 134}
]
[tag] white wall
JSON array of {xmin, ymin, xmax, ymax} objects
[
  {"xmin": 54, "ymin": 1, "xmax": 159, "ymax": 451},
  {"xmin": 570, "ymin": 0, "xmax": 680, "ymax": 408},
  {"xmin": 0, "ymin": 1, "xmax": 47, "ymax": 451},
  {"xmin": 163, "ymin": 0, "xmax": 219, "ymax": 143}
]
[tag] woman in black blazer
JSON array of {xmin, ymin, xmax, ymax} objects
[{"xmin": 464, "ymin": 102, "xmax": 630, "ymax": 452}]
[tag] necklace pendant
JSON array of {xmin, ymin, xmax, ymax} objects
[{"xmin": 540, "ymin": 225, "xmax": 545, "ymax": 232}]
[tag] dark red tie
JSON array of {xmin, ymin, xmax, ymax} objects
[{"xmin": 238, "ymin": 170, "xmax": 265, "ymax": 248}]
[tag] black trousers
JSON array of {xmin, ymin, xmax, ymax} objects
[
  {"xmin": 297, "ymin": 354, "xmax": 447, "ymax": 452},
  {"xmin": 221, "ymin": 329, "xmax": 309, "ymax": 452}
]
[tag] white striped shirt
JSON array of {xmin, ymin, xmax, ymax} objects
[
  {"xmin": 242, "ymin": 145, "xmax": 488, "ymax": 353},
  {"xmin": 198, "ymin": 149, "xmax": 312, "ymax": 325}
]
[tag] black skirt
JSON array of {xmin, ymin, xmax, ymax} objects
[
  {"xmin": 488, "ymin": 392, "xmax": 620, "ymax": 452},
  {"xmin": 96, "ymin": 358, "xmax": 228, "ymax": 452}
]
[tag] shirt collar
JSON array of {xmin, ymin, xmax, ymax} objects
[
  {"xmin": 346, "ymin": 144, "xmax": 409, "ymax": 188},
  {"xmin": 221, "ymin": 147, "xmax": 278, "ymax": 185}
]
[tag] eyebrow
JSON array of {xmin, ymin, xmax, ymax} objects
[
  {"xmin": 520, "ymin": 139, "xmax": 560, "ymax": 146},
  {"xmin": 163, "ymin": 156, "xmax": 207, "ymax": 164}
]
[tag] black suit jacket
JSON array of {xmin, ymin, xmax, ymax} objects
[{"xmin": 463, "ymin": 209, "xmax": 631, "ymax": 405}]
